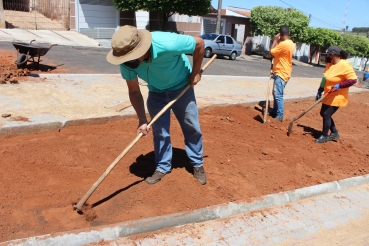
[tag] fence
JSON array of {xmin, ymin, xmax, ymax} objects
[{"xmin": 4, "ymin": 0, "xmax": 70, "ymax": 30}]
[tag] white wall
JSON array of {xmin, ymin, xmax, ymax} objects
[
  {"xmin": 135, "ymin": 10, "xmax": 149, "ymax": 30},
  {"xmin": 169, "ymin": 14, "xmax": 201, "ymax": 23},
  {"xmin": 251, "ymin": 35, "xmax": 310, "ymax": 62}
]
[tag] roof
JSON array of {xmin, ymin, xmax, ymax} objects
[
  {"xmin": 230, "ymin": 9, "xmax": 251, "ymax": 18},
  {"xmin": 208, "ymin": 5, "xmax": 251, "ymax": 18}
]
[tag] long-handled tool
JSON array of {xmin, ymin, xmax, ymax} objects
[
  {"xmin": 74, "ymin": 54, "xmax": 217, "ymax": 212},
  {"xmin": 263, "ymin": 60, "xmax": 274, "ymax": 124},
  {"xmin": 287, "ymin": 89, "xmax": 333, "ymax": 136}
]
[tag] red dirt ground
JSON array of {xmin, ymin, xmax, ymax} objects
[{"xmin": 0, "ymin": 91, "xmax": 369, "ymax": 242}]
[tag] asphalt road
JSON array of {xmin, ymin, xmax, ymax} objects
[{"xmin": 0, "ymin": 41, "xmax": 364, "ymax": 79}]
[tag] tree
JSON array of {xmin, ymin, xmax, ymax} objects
[
  {"xmin": 250, "ymin": 6, "xmax": 309, "ymax": 43},
  {"xmin": 113, "ymin": 0, "xmax": 211, "ymax": 31},
  {"xmin": 304, "ymin": 27, "xmax": 342, "ymax": 64},
  {"xmin": 341, "ymin": 35, "xmax": 369, "ymax": 71},
  {"xmin": 352, "ymin": 27, "xmax": 369, "ymax": 33},
  {"xmin": 341, "ymin": 34, "xmax": 369, "ymax": 57}
]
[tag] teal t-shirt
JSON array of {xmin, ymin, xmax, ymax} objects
[{"xmin": 120, "ymin": 32, "xmax": 196, "ymax": 93}]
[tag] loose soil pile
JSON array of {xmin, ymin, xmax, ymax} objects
[{"xmin": 1, "ymin": 92, "xmax": 369, "ymax": 242}]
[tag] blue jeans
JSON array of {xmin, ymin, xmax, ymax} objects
[
  {"xmin": 147, "ymin": 87, "xmax": 203, "ymax": 174},
  {"xmin": 271, "ymin": 74, "xmax": 287, "ymax": 118}
]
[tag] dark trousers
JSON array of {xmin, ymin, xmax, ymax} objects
[{"xmin": 320, "ymin": 104, "xmax": 339, "ymax": 136}]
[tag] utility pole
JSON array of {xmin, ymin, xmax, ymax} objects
[
  {"xmin": 215, "ymin": 0, "xmax": 222, "ymax": 34},
  {"xmin": 341, "ymin": 0, "xmax": 350, "ymax": 33},
  {"xmin": 0, "ymin": 0, "xmax": 5, "ymax": 28},
  {"xmin": 308, "ymin": 14, "xmax": 311, "ymax": 25}
]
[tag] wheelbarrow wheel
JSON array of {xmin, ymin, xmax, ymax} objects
[{"xmin": 15, "ymin": 53, "xmax": 27, "ymax": 69}]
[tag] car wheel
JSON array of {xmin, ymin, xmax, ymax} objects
[
  {"xmin": 229, "ymin": 52, "xmax": 237, "ymax": 60},
  {"xmin": 204, "ymin": 48, "xmax": 212, "ymax": 58}
]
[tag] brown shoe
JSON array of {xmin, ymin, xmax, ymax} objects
[
  {"xmin": 193, "ymin": 166, "xmax": 207, "ymax": 185},
  {"xmin": 145, "ymin": 170, "xmax": 166, "ymax": 184}
]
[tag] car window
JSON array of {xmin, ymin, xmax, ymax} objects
[
  {"xmin": 217, "ymin": 36, "xmax": 225, "ymax": 44},
  {"xmin": 226, "ymin": 36, "xmax": 233, "ymax": 44}
]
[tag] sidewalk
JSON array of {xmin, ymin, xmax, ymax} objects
[
  {"xmin": 0, "ymin": 74, "xmax": 364, "ymax": 136},
  {"xmin": 0, "ymin": 29, "xmax": 102, "ymax": 47},
  {"xmin": 110, "ymin": 183, "xmax": 369, "ymax": 245}
]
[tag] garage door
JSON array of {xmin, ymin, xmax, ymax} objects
[
  {"xmin": 78, "ymin": 0, "xmax": 118, "ymax": 39},
  {"xmin": 202, "ymin": 18, "xmax": 224, "ymax": 34}
]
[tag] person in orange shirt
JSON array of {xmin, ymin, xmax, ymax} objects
[
  {"xmin": 269, "ymin": 25, "xmax": 295, "ymax": 122},
  {"xmin": 315, "ymin": 46, "xmax": 357, "ymax": 143}
]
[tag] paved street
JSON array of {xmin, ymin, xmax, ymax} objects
[
  {"xmin": 2, "ymin": 41, "xmax": 364, "ymax": 79},
  {"xmin": 109, "ymin": 184, "xmax": 369, "ymax": 246}
]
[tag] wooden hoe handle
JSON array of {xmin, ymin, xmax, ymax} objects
[
  {"xmin": 287, "ymin": 89, "xmax": 333, "ymax": 136},
  {"xmin": 263, "ymin": 59, "xmax": 274, "ymax": 124},
  {"xmin": 74, "ymin": 54, "xmax": 217, "ymax": 212}
]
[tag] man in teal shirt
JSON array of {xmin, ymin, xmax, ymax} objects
[{"xmin": 106, "ymin": 25, "xmax": 206, "ymax": 185}]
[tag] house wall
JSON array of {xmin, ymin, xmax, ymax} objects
[
  {"xmin": 70, "ymin": 0, "xmax": 75, "ymax": 30},
  {"xmin": 294, "ymin": 43, "xmax": 310, "ymax": 63},
  {"xmin": 120, "ymin": 10, "xmax": 135, "ymax": 27},
  {"xmin": 223, "ymin": 16, "xmax": 250, "ymax": 41},
  {"xmin": 202, "ymin": 14, "xmax": 250, "ymax": 44},
  {"xmin": 149, "ymin": 11, "xmax": 201, "ymax": 37},
  {"xmin": 135, "ymin": 10, "xmax": 147, "ymax": 29},
  {"xmin": 70, "ymin": 2, "xmax": 251, "ymax": 40}
]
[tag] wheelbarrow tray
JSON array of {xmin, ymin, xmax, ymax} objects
[
  {"xmin": 12, "ymin": 41, "xmax": 57, "ymax": 69},
  {"xmin": 12, "ymin": 42, "xmax": 51, "ymax": 57}
]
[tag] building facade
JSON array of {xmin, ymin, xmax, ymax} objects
[{"xmin": 70, "ymin": 1, "xmax": 251, "ymax": 44}]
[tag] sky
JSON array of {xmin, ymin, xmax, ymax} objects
[{"xmin": 210, "ymin": 0, "xmax": 368, "ymax": 31}]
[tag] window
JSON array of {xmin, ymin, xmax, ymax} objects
[
  {"xmin": 217, "ymin": 36, "xmax": 225, "ymax": 44},
  {"xmin": 226, "ymin": 36, "xmax": 233, "ymax": 44}
]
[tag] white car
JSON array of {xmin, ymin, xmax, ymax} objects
[{"xmin": 199, "ymin": 33, "xmax": 242, "ymax": 60}]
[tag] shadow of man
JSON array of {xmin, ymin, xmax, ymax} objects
[
  {"xmin": 91, "ymin": 148, "xmax": 194, "ymax": 209},
  {"xmin": 129, "ymin": 147, "xmax": 194, "ymax": 178},
  {"xmin": 297, "ymin": 124, "xmax": 321, "ymax": 138}
]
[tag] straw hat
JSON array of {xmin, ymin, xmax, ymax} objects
[{"xmin": 106, "ymin": 25, "xmax": 152, "ymax": 65}]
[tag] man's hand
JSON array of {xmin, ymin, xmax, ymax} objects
[
  {"xmin": 273, "ymin": 33, "xmax": 281, "ymax": 42},
  {"xmin": 137, "ymin": 122, "xmax": 150, "ymax": 136},
  {"xmin": 189, "ymin": 72, "xmax": 201, "ymax": 88},
  {"xmin": 270, "ymin": 33, "xmax": 281, "ymax": 56},
  {"xmin": 190, "ymin": 37, "xmax": 204, "ymax": 88},
  {"xmin": 332, "ymin": 84, "xmax": 340, "ymax": 92}
]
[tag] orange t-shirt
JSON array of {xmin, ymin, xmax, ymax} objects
[
  {"xmin": 270, "ymin": 39, "xmax": 295, "ymax": 82},
  {"xmin": 322, "ymin": 60, "xmax": 356, "ymax": 107},
  {"xmin": 324, "ymin": 63, "xmax": 331, "ymax": 73}
]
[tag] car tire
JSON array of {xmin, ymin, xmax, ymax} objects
[
  {"xmin": 204, "ymin": 48, "xmax": 212, "ymax": 58},
  {"xmin": 229, "ymin": 52, "xmax": 237, "ymax": 61}
]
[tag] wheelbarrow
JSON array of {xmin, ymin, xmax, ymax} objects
[{"xmin": 12, "ymin": 40, "xmax": 57, "ymax": 69}]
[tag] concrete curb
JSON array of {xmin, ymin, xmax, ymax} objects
[
  {"xmin": 3, "ymin": 174, "xmax": 369, "ymax": 246},
  {"xmin": 0, "ymin": 116, "xmax": 134, "ymax": 136}
]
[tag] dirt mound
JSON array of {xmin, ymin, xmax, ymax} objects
[
  {"xmin": 0, "ymin": 52, "xmax": 29, "ymax": 84},
  {"xmin": 1, "ymin": 92, "xmax": 369, "ymax": 242}
]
